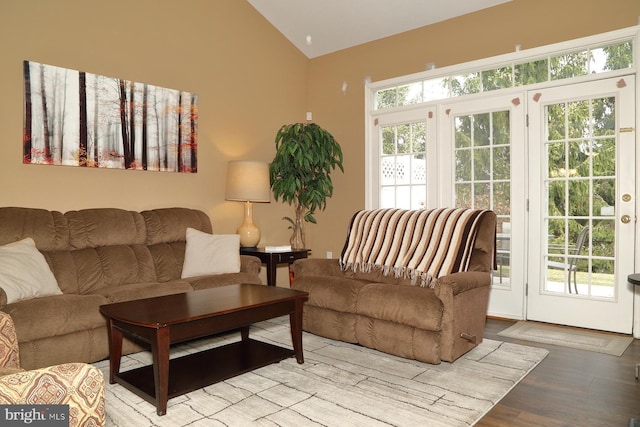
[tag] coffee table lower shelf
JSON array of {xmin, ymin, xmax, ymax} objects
[{"xmin": 113, "ymin": 338, "xmax": 294, "ymax": 407}]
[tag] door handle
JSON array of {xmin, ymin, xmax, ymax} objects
[{"xmin": 621, "ymin": 214, "xmax": 631, "ymax": 224}]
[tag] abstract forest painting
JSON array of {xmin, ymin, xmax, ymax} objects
[{"xmin": 23, "ymin": 61, "xmax": 198, "ymax": 172}]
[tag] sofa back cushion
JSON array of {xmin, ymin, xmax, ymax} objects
[
  {"xmin": 142, "ymin": 208, "xmax": 212, "ymax": 245},
  {"xmin": 54, "ymin": 209, "xmax": 153, "ymax": 293},
  {"xmin": 340, "ymin": 208, "xmax": 495, "ymax": 286},
  {"xmin": 466, "ymin": 210, "xmax": 497, "ymax": 273},
  {"xmin": 71, "ymin": 245, "xmax": 157, "ymax": 294},
  {"xmin": 43, "ymin": 251, "xmax": 81, "ymax": 294},
  {"xmin": 147, "ymin": 242, "xmax": 187, "ymax": 283},
  {"xmin": 65, "ymin": 209, "xmax": 146, "ymax": 249},
  {"xmin": 0, "ymin": 207, "xmax": 69, "ymax": 251}
]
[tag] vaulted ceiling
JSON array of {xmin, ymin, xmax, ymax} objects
[{"xmin": 247, "ymin": 0, "xmax": 512, "ymax": 58}]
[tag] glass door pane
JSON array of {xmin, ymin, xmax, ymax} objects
[
  {"xmin": 379, "ymin": 121, "xmax": 427, "ymax": 209},
  {"xmin": 543, "ymin": 96, "xmax": 616, "ymax": 297},
  {"xmin": 453, "ymin": 110, "xmax": 512, "ymax": 287}
]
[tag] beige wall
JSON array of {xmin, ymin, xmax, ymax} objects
[
  {"xmin": 2, "ymin": 0, "xmax": 640, "ymax": 285},
  {"xmin": 306, "ymin": 0, "xmax": 640, "ymax": 260},
  {"xmin": 0, "ymin": 1, "xmax": 308, "ymax": 285}
]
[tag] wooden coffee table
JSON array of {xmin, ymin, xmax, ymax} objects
[{"xmin": 99, "ymin": 284, "xmax": 308, "ymax": 416}]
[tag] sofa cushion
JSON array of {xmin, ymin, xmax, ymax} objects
[
  {"xmin": 0, "ymin": 238, "xmax": 63, "ymax": 304},
  {"xmin": 66, "ymin": 209, "xmax": 146, "ymax": 249},
  {"xmin": 355, "ymin": 317, "xmax": 442, "ymax": 364},
  {"xmin": 356, "ymin": 283, "xmax": 443, "ymax": 331},
  {"xmin": 0, "ymin": 207, "xmax": 69, "ymax": 251},
  {"xmin": 303, "ymin": 305, "xmax": 358, "ymax": 343},
  {"xmin": 142, "ymin": 208, "xmax": 212, "ymax": 245},
  {"xmin": 72, "ymin": 245, "xmax": 157, "ymax": 294},
  {"xmin": 182, "ymin": 229, "xmax": 240, "ymax": 278},
  {"xmin": 293, "ymin": 275, "xmax": 368, "ymax": 314},
  {"xmin": 89, "ymin": 281, "xmax": 193, "ymax": 303},
  {"xmin": 2, "ymin": 294, "xmax": 108, "ymax": 342},
  {"xmin": 147, "ymin": 242, "xmax": 186, "ymax": 282},
  {"xmin": 42, "ymin": 250, "xmax": 81, "ymax": 294},
  {"xmin": 187, "ymin": 272, "xmax": 261, "ymax": 291}
]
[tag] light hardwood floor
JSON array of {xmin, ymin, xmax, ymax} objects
[{"xmin": 478, "ymin": 318, "xmax": 640, "ymax": 426}]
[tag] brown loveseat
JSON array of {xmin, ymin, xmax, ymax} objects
[
  {"xmin": 292, "ymin": 208, "xmax": 496, "ymax": 364},
  {"xmin": 0, "ymin": 207, "xmax": 261, "ymax": 369}
]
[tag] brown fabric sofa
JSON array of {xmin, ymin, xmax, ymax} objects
[
  {"xmin": 292, "ymin": 209, "xmax": 496, "ymax": 364},
  {"xmin": 0, "ymin": 207, "xmax": 261, "ymax": 369}
]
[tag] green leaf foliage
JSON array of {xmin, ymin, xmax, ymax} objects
[{"xmin": 269, "ymin": 123, "xmax": 344, "ymax": 224}]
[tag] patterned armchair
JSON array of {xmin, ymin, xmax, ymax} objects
[{"xmin": 0, "ymin": 311, "xmax": 105, "ymax": 427}]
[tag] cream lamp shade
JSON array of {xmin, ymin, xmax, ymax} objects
[{"xmin": 225, "ymin": 161, "xmax": 271, "ymax": 247}]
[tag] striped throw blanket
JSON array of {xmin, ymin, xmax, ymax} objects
[{"xmin": 339, "ymin": 208, "xmax": 491, "ymax": 287}]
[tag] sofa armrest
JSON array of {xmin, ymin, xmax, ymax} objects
[
  {"xmin": 293, "ymin": 258, "xmax": 343, "ymax": 277},
  {"xmin": 0, "ymin": 363, "xmax": 105, "ymax": 427},
  {"xmin": 432, "ymin": 271, "xmax": 491, "ymax": 297},
  {"xmin": 433, "ymin": 271, "xmax": 492, "ymax": 362},
  {"xmin": 240, "ymin": 255, "xmax": 261, "ymax": 275}
]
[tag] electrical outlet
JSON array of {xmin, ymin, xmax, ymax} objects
[
  {"xmin": 306, "ymin": 112, "xmax": 313, "ymax": 121},
  {"xmin": 326, "ymin": 251, "xmax": 333, "ymax": 259}
]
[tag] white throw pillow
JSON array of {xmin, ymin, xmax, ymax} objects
[
  {"xmin": 0, "ymin": 238, "xmax": 63, "ymax": 304},
  {"xmin": 181, "ymin": 228, "xmax": 241, "ymax": 278}
]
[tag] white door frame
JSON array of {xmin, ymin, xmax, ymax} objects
[
  {"xmin": 438, "ymin": 93, "xmax": 527, "ymax": 319},
  {"xmin": 526, "ymin": 76, "xmax": 636, "ymax": 334}
]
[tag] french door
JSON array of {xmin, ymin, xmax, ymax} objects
[
  {"xmin": 527, "ymin": 77, "xmax": 636, "ymax": 333},
  {"xmin": 371, "ymin": 78, "xmax": 636, "ymax": 333},
  {"xmin": 439, "ymin": 94, "xmax": 526, "ymax": 319}
]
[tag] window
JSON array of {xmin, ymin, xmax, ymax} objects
[
  {"xmin": 367, "ymin": 29, "xmax": 636, "ymax": 212},
  {"xmin": 372, "ymin": 39, "xmax": 633, "ymax": 112},
  {"xmin": 366, "ymin": 27, "xmax": 638, "ymax": 326},
  {"xmin": 380, "ymin": 121, "xmax": 427, "ymax": 209}
]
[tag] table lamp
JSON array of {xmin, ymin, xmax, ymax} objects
[{"xmin": 225, "ymin": 160, "xmax": 271, "ymax": 247}]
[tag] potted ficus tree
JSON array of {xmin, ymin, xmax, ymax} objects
[{"xmin": 269, "ymin": 122, "xmax": 344, "ymax": 249}]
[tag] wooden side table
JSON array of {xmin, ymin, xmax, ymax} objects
[{"xmin": 241, "ymin": 247, "xmax": 310, "ymax": 286}]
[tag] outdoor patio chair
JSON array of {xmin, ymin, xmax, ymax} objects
[{"xmin": 547, "ymin": 226, "xmax": 589, "ymax": 294}]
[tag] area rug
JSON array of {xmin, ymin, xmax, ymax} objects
[
  {"xmin": 94, "ymin": 317, "xmax": 548, "ymax": 426},
  {"xmin": 498, "ymin": 321, "xmax": 634, "ymax": 356}
]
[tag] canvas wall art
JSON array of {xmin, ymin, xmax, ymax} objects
[{"xmin": 23, "ymin": 60, "xmax": 198, "ymax": 172}]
